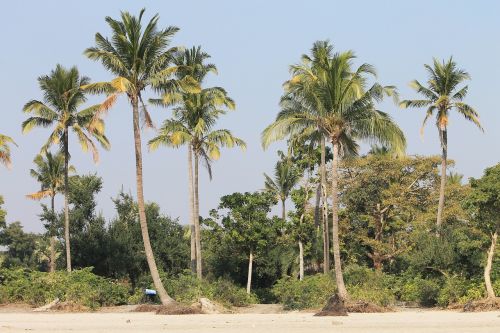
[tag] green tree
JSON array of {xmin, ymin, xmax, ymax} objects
[
  {"xmin": 262, "ymin": 41, "xmax": 405, "ymax": 300},
  {"xmin": 26, "ymin": 152, "xmax": 73, "ymax": 272},
  {"xmin": 400, "ymin": 58, "xmax": 482, "ymax": 233},
  {"xmin": 212, "ymin": 192, "xmax": 277, "ymax": 293},
  {"xmin": 264, "ymin": 156, "xmax": 300, "ymax": 221},
  {"xmin": 107, "ymin": 191, "xmax": 189, "ymax": 285},
  {"xmin": 341, "ymin": 154, "xmax": 440, "ymax": 271},
  {"xmin": 149, "ymin": 46, "xmax": 245, "ymax": 279},
  {"xmin": 465, "ymin": 164, "xmax": 500, "ymax": 299},
  {"xmin": 0, "ymin": 196, "xmax": 6, "ymax": 229},
  {"xmin": 22, "ymin": 65, "xmax": 110, "ymax": 272},
  {"xmin": 290, "ymin": 185, "xmax": 315, "ymax": 280},
  {"xmin": 0, "ymin": 221, "xmax": 39, "ymax": 269},
  {"xmin": 0, "ymin": 134, "xmax": 16, "ymax": 168},
  {"xmin": 84, "ymin": 9, "xmax": 200, "ymax": 304}
]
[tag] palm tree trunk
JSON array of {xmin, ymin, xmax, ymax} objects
[
  {"xmin": 321, "ymin": 136, "xmax": 330, "ymax": 273},
  {"xmin": 299, "ymin": 240, "xmax": 304, "ymax": 281},
  {"xmin": 314, "ymin": 183, "xmax": 321, "ymax": 228},
  {"xmin": 331, "ymin": 140, "xmax": 348, "ymax": 300},
  {"xmin": 436, "ymin": 126, "xmax": 447, "ymax": 234},
  {"xmin": 193, "ymin": 152, "xmax": 202, "ymax": 279},
  {"xmin": 484, "ymin": 231, "xmax": 497, "ymax": 299},
  {"xmin": 246, "ymin": 250, "xmax": 253, "ymax": 294},
  {"xmin": 63, "ymin": 129, "xmax": 71, "ymax": 273},
  {"xmin": 281, "ymin": 199, "xmax": 286, "ymax": 221},
  {"xmin": 50, "ymin": 194, "xmax": 56, "ymax": 273},
  {"xmin": 131, "ymin": 97, "xmax": 173, "ymax": 305},
  {"xmin": 187, "ymin": 145, "xmax": 196, "ymax": 273}
]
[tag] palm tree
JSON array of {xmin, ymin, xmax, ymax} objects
[
  {"xmin": 151, "ymin": 46, "xmax": 218, "ymax": 276},
  {"xmin": 0, "ymin": 134, "xmax": 17, "ymax": 168},
  {"xmin": 149, "ymin": 47, "xmax": 246, "ymax": 278},
  {"xmin": 400, "ymin": 57, "xmax": 482, "ymax": 233},
  {"xmin": 84, "ymin": 9, "xmax": 198, "ymax": 304},
  {"xmin": 22, "ymin": 65, "xmax": 110, "ymax": 272},
  {"xmin": 264, "ymin": 157, "xmax": 300, "ymax": 221},
  {"xmin": 26, "ymin": 152, "xmax": 74, "ymax": 272},
  {"xmin": 262, "ymin": 41, "xmax": 405, "ymax": 301}
]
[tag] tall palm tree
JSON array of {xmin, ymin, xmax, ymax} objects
[
  {"xmin": 149, "ymin": 48, "xmax": 246, "ymax": 278},
  {"xmin": 263, "ymin": 41, "xmax": 405, "ymax": 301},
  {"xmin": 264, "ymin": 157, "xmax": 300, "ymax": 221},
  {"xmin": 22, "ymin": 65, "xmax": 110, "ymax": 272},
  {"xmin": 84, "ymin": 9, "xmax": 198, "ymax": 304},
  {"xmin": 26, "ymin": 152, "xmax": 74, "ymax": 272},
  {"xmin": 0, "ymin": 134, "xmax": 16, "ymax": 168},
  {"xmin": 152, "ymin": 46, "xmax": 218, "ymax": 275},
  {"xmin": 400, "ymin": 58, "xmax": 482, "ymax": 233}
]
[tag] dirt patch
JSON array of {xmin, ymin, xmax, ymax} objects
[
  {"xmin": 155, "ymin": 302, "xmax": 202, "ymax": 315},
  {"xmin": 462, "ymin": 298, "xmax": 500, "ymax": 312},
  {"xmin": 50, "ymin": 301, "xmax": 90, "ymax": 312},
  {"xmin": 133, "ymin": 303, "xmax": 202, "ymax": 315},
  {"xmin": 133, "ymin": 304, "xmax": 161, "ymax": 312},
  {"xmin": 0, "ymin": 303, "xmax": 33, "ymax": 313},
  {"xmin": 314, "ymin": 293, "xmax": 348, "ymax": 316},
  {"xmin": 234, "ymin": 304, "xmax": 284, "ymax": 314},
  {"xmin": 346, "ymin": 301, "xmax": 391, "ymax": 313}
]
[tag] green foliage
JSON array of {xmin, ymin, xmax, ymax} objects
[
  {"xmin": 132, "ymin": 271, "xmax": 256, "ymax": 307},
  {"xmin": 215, "ymin": 191, "xmax": 278, "ymax": 253},
  {"xmin": 466, "ymin": 163, "xmax": 500, "ymax": 235},
  {"xmin": 0, "ymin": 268, "xmax": 128, "ymax": 309},
  {"xmin": 398, "ymin": 276, "xmax": 440, "ymax": 307},
  {"xmin": 344, "ymin": 265, "xmax": 396, "ymax": 306},
  {"xmin": 0, "ymin": 196, "xmax": 6, "ymax": 228},
  {"xmin": 272, "ymin": 274, "xmax": 336, "ymax": 310},
  {"xmin": 436, "ymin": 276, "xmax": 481, "ymax": 306},
  {"xmin": 0, "ymin": 222, "xmax": 39, "ymax": 269}
]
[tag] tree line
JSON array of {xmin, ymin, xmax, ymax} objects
[{"xmin": 0, "ymin": 9, "xmax": 497, "ymax": 307}]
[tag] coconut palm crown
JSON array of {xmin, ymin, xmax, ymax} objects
[{"xmin": 400, "ymin": 57, "xmax": 482, "ymax": 232}]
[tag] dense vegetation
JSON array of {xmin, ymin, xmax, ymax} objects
[{"xmin": 0, "ymin": 9, "xmax": 498, "ymax": 310}]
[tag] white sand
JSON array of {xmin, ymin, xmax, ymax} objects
[{"xmin": 1, "ymin": 310, "xmax": 499, "ymax": 333}]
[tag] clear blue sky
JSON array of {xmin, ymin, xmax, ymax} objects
[{"xmin": 1, "ymin": 1, "xmax": 499, "ymax": 232}]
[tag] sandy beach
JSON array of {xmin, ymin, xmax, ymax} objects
[{"xmin": 1, "ymin": 310, "xmax": 499, "ymax": 333}]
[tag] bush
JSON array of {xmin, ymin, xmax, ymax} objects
[
  {"xmin": 458, "ymin": 281, "xmax": 485, "ymax": 304},
  {"xmin": 0, "ymin": 268, "xmax": 128, "ymax": 309},
  {"xmin": 211, "ymin": 278, "xmax": 257, "ymax": 307},
  {"xmin": 344, "ymin": 265, "xmax": 396, "ymax": 307},
  {"xmin": 436, "ymin": 276, "xmax": 469, "ymax": 306},
  {"xmin": 272, "ymin": 274, "xmax": 336, "ymax": 310},
  {"xmin": 131, "ymin": 270, "xmax": 256, "ymax": 307},
  {"xmin": 399, "ymin": 276, "xmax": 440, "ymax": 307}
]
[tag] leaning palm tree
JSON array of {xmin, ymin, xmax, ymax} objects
[
  {"xmin": 149, "ymin": 79, "xmax": 246, "ymax": 279},
  {"xmin": 400, "ymin": 57, "xmax": 482, "ymax": 233},
  {"xmin": 26, "ymin": 152, "xmax": 74, "ymax": 272},
  {"xmin": 0, "ymin": 134, "xmax": 17, "ymax": 168},
  {"xmin": 84, "ymin": 9, "xmax": 198, "ymax": 304},
  {"xmin": 22, "ymin": 65, "xmax": 110, "ymax": 272},
  {"xmin": 264, "ymin": 158, "xmax": 300, "ymax": 221},
  {"xmin": 263, "ymin": 41, "xmax": 405, "ymax": 301}
]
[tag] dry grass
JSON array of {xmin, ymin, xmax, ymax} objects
[{"xmin": 133, "ymin": 303, "xmax": 202, "ymax": 315}]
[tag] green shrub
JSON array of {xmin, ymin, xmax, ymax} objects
[
  {"xmin": 437, "ymin": 276, "xmax": 469, "ymax": 306},
  {"xmin": 399, "ymin": 276, "xmax": 440, "ymax": 307},
  {"xmin": 458, "ymin": 281, "xmax": 485, "ymax": 304},
  {"xmin": 211, "ymin": 278, "xmax": 257, "ymax": 307},
  {"xmin": 0, "ymin": 268, "xmax": 128, "ymax": 309},
  {"xmin": 344, "ymin": 265, "xmax": 396, "ymax": 306},
  {"xmin": 272, "ymin": 274, "xmax": 336, "ymax": 310},
  {"xmin": 494, "ymin": 279, "xmax": 500, "ymax": 296},
  {"xmin": 133, "ymin": 270, "xmax": 256, "ymax": 307}
]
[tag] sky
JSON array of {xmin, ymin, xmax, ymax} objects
[{"xmin": 1, "ymin": 1, "xmax": 499, "ymax": 233}]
